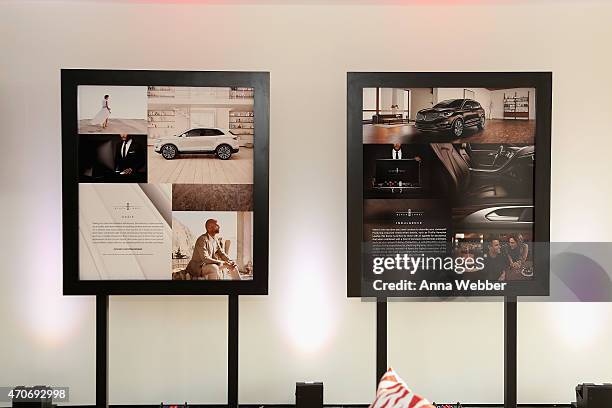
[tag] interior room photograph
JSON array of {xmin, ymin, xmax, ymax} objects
[
  {"xmin": 2, "ymin": 1, "xmax": 612, "ymax": 408},
  {"xmin": 147, "ymin": 86, "xmax": 254, "ymax": 184},
  {"xmin": 363, "ymin": 87, "xmax": 535, "ymax": 144}
]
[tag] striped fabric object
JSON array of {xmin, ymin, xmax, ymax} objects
[{"xmin": 370, "ymin": 368, "xmax": 435, "ymax": 408}]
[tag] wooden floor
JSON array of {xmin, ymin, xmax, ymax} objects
[
  {"xmin": 78, "ymin": 118, "xmax": 148, "ymax": 134},
  {"xmin": 363, "ymin": 119, "xmax": 535, "ymax": 145},
  {"xmin": 147, "ymin": 146, "xmax": 253, "ymax": 184}
]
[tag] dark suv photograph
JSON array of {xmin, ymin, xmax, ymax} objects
[{"xmin": 416, "ymin": 98, "xmax": 486, "ymax": 137}]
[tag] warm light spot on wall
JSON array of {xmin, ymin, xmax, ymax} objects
[
  {"xmin": 282, "ymin": 268, "xmax": 334, "ymax": 353},
  {"xmin": 277, "ymin": 229, "xmax": 339, "ymax": 355},
  {"xmin": 549, "ymin": 303, "xmax": 604, "ymax": 350},
  {"xmin": 18, "ymin": 211, "xmax": 88, "ymax": 347}
]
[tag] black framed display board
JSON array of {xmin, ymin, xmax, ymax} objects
[
  {"xmin": 347, "ymin": 72, "xmax": 552, "ymax": 299},
  {"xmin": 62, "ymin": 70, "xmax": 269, "ymax": 295}
]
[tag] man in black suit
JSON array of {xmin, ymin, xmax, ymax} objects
[{"xmin": 115, "ymin": 133, "xmax": 145, "ymax": 178}]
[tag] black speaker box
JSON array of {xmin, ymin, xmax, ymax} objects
[
  {"xmin": 576, "ymin": 383, "xmax": 612, "ymax": 408},
  {"xmin": 296, "ymin": 382, "xmax": 323, "ymax": 408}
]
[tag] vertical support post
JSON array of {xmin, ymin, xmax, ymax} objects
[
  {"xmin": 504, "ymin": 296, "xmax": 517, "ymax": 408},
  {"xmin": 228, "ymin": 294, "xmax": 239, "ymax": 408},
  {"xmin": 96, "ymin": 295, "xmax": 109, "ymax": 408},
  {"xmin": 376, "ymin": 299, "xmax": 387, "ymax": 387}
]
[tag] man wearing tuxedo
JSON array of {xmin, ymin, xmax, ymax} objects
[
  {"xmin": 115, "ymin": 133, "xmax": 145, "ymax": 179},
  {"xmin": 391, "ymin": 143, "xmax": 403, "ymax": 159},
  {"xmin": 186, "ymin": 219, "xmax": 241, "ymax": 280}
]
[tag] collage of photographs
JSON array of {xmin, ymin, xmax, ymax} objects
[
  {"xmin": 77, "ymin": 85, "xmax": 255, "ymax": 281},
  {"xmin": 362, "ymin": 87, "xmax": 536, "ymax": 283}
]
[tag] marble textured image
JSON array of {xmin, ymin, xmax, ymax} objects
[{"xmin": 172, "ymin": 184, "xmax": 253, "ymax": 211}]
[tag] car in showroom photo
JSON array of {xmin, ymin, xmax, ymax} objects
[
  {"xmin": 154, "ymin": 127, "xmax": 240, "ymax": 160},
  {"xmin": 415, "ymin": 98, "xmax": 486, "ymax": 137}
]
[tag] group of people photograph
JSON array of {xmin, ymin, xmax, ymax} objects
[{"xmin": 454, "ymin": 233, "xmax": 533, "ymax": 282}]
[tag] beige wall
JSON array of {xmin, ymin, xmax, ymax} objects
[{"xmin": 2, "ymin": 1, "xmax": 612, "ymax": 406}]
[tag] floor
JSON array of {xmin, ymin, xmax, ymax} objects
[
  {"xmin": 78, "ymin": 118, "xmax": 148, "ymax": 134},
  {"xmin": 363, "ymin": 119, "xmax": 535, "ymax": 145},
  {"xmin": 240, "ymin": 403, "xmax": 570, "ymax": 408},
  {"xmin": 147, "ymin": 145, "xmax": 254, "ymax": 184},
  {"xmin": 55, "ymin": 404, "xmax": 572, "ymax": 408}
]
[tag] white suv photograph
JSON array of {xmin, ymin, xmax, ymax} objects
[{"xmin": 154, "ymin": 127, "xmax": 240, "ymax": 160}]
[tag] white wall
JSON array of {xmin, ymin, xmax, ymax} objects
[
  {"xmin": 408, "ymin": 88, "xmax": 434, "ymax": 120},
  {"xmin": 389, "ymin": 301, "xmax": 504, "ymax": 403},
  {"xmin": 363, "ymin": 87, "xmax": 377, "ymax": 120},
  {"xmin": 2, "ymin": 1, "xmax": 612, "ymax": 406},
  {"xmin": 379, "ymin": 88, "xmax": 408, "ymax": 114},
  {"xmin": 379, "ymin": 88, "xmax": 392, "ymax": 111},
  {"xmin": 517, "ymin": 302, "xmax": 612, "ymax": 403},
  {"xmin": 109, "ymin": 297, "xmax": 229, "ymax": 405}
]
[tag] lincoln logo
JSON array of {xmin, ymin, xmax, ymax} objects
[
  {"xmin": 113, "ymin": 202, "xmax": 142, "ymax": 211},
  {"xmin": 397, "ymin": 209, "xmax": 424, "ymax": 217}
]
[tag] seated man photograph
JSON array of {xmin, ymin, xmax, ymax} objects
[{"xmin": 186, "ymin": 218, "xmax": 241, "ymax": 280}]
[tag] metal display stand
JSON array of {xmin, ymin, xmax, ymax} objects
[
  {"xmin": 375, "ymin": 297, "xmax": 518, "ymax": 408},
  {"xmin": 95, "ymin": 294, "xmax": 240, "ymax": 408},
  {"xmin": 96, "ymin": 295, "xmax": 108, "ymax": 408}
]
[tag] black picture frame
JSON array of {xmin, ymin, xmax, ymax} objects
[
  {"xmin": 62, "ymin": 69, "xmax": 269, "ymax": 295},
  {"xmin": 347, "ymin": 72, "xmax": 552, "ymax": 298}
]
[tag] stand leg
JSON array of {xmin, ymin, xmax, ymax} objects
[
  {"xmin": 96, "ymin": 295, "xmax": 109, "ymax": 408},
  {"xmin": 228, "ymin": 294, "xmax": 239, "ymax": 408},
  {"xmin": 504, "ymin": 296, "xmax": 517, "ymax": 408},
  {"xmin": 376, "ymin": 299, "xmax": 387, "ymax": 387}
]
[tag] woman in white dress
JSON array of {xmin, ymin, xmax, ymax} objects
[{"xmin": 90, "ymin": 94, "xmax": 111, "ymax": 129}]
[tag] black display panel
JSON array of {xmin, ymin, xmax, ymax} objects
[
  {"xmin": 347, "ymin": 72, "xmax": 551, "ymax": 298},
  {"xmin": 62, "ymin": 70, "xmax": 269, "ymax": 295}
]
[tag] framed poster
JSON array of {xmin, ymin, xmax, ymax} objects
[
  {"xmin": 347, "ymin": 72, "xmax": 552, "ymax": 298},
  {"xmin": 62, "ymin": 70, "xmax": 269, "ymax": 295}
]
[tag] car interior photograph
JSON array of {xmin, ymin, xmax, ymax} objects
[
  {"xmin": 363, "ymin": 143, "xmax": 534, "ymax": 203},
  {"xmin": 430, "ymin": 143, "xmax": 534, "ymax": 203}
]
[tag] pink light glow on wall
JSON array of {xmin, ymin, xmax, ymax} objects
[{"xmin": 92, "ymin": 0, "xmax": 551, "ymax": 4}]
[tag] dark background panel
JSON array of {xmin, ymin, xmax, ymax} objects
[
  {"xmin": 62, "ymin": 69, "xmax": 269, "ymax": 296},
  {"xmin": 78, "ymin": 134, "xmax": 147, "ymax": 183},
  {"xmin": 348, "ymin": 72, "xmax": 551, "ymax": 299}
]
